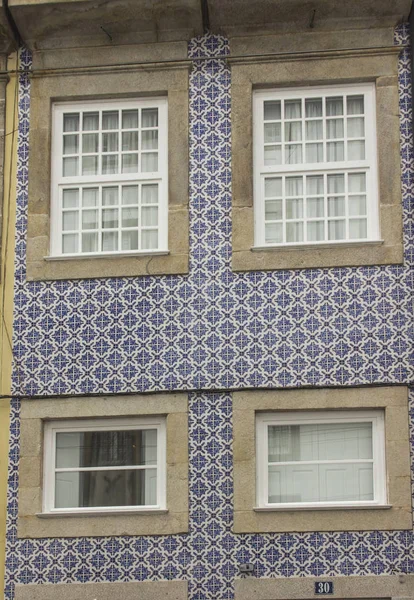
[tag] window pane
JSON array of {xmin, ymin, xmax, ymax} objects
[
  {"xmin": 264, "ymin": 100, "xmax": 281, "ymax": 121},
  {"xmin": 327, "ymin": 141, "xmax": 344, "ymax": 162},
  {"xmin": 102, "ymin": 208, "xmax": 118, "ymax": 229},
  {"xmin": 141, "ymin": 229, "xmax": 158, "ymax": 250},
  {"xmin": 286, "ymin": 198, "xmax": 303, "ymax": 219},
  {"xmin": 102, "ymin": 132, "xmax": 118, "ymax": 153},
  {"xmin": 142, "ymin": 108, "xmax": 158, "ymax": 128},
  {"xmin": 349, "ymin": 218, "xmax": 367, "ymax": 239},
  {"xmin": 56, "ymin": 429, "xmax": 157, "ymax": 468},
  {"xmin": 122, "ymin": 131, "xmax": 138, "ymax": 151},
  {"xmin": 82, "ymin": 133, "xmax": 98, "ymax": 153},
  {"xmin": 307, "ymin": 221, "xmax": 324, "ymax": 241},
  {"xmin": 349, "ymin": 195, "xmax": 366, "ymax": 216},
  {"xmin": 102, "ymin": 111, "xmax": 119, "ymax": 130},
  {"xmin": 348, "ymin": 140, "xmax": 365, "ymax": 160},
  {"xmin": 328, "ymin": 197, "xmax": 345, "ymax": 217},
  {"xmin": 327, "ymin": 174, "xmax": 344, "ymax": 194},
  {"xmin": 142, "ymin": 207, "xmax": 158, "ymax": 227},
  {"xmin": 265, "ymin": 200, "xmax": 282, "ymax": 221},
  {"xmin": 286, "ymin": 222, "xmax": 303, "ymax": 243},
  {"xmin": 347, "ymin": 95, "xmax": 364, "ymax": 115},
  {"xmin": 305, "ymin": 98, "xmax": 322, "ymax": 118},
  {"xmin": 55, "ymin": 469, "xmax": 157, "ymax": 508},
  {"xmin": 82, "ymin": 188, "xmax": 98, "ymax": 207},
  {"xmin": 265, "ymin": 177, "xmax": 282, "ymax": 198},
  {"xmin": 329, "ymin": 220, "xmax": 345, "ymax": 240},
  {"xmin": 348, "ymin": 173, "xmax": 366, "ymax": 193},
  {"xmin": 306, "ymin": 175, "xmax": 324, "ymax": 196},
  {"xmin": 102, "ymin": 155, "xmax": 118, "ymax": 174},
  {"xmin": 63, "ymin": 134, "xmax": 78, "ymax": 155},
  {"xmin": 62, "ymin": 233, "xmax": 78, "ymax": 254},
  {"xmin": 285, "ymin": 144, "xmax": 302, "ymax": 164},
  {"xmin": 347, "ymin": 117, "xmax": 364, "ymax": 138},
  {"xmin": 265, "ymin": 223, "xmax": 282, "ymax": 244},
  {"xmin": 82, "ymin": 232, "xmax": 98, "ymax": 253},
  {"xmin": 285, "ymin": 100, "xmax": 301, "ymax": 119},
  {"xmin": 63, "ymin": 157, "xmax": 78, "ymax": 177},
  {"xmin": 83, "ymin": 112, "xmax": 99, "ymax": 131},
  {"xmin": 307, "ymin": 198, "xmax": 324, "ymax": 218},
  {"xmin": 327, "ymin": 119, "xmax": 344, "ymax": 139},
  {"xmin": 142, "ymin": 130, "xmax": 158, "ymax": 150},
  {"xmin": 286, "ymin": 176, "xmax": 303, "ymax": 196},
  {"xmin": 305, "ymin": 120, "xmax": 322, "ymax": 140},
  {"xmin": 264, "ymin": 123, "xmax": 281, "ymax": 143},
  {"xmin": 305, "ymin": 143, "xmax": 323, "ymax": 163},
  {"xmin": 122, "ymin": 230, "xmax": 139, "ymax": 251},
  {"xmin": 63, "ymin": 189, "xmax": 79, "ymax": 208},
  {"xmin": 264, "ymin": 145, "xmax": 282, "ymax": 165},
  {"xmin": 122, "ymin": 207, "xmax": 139, "ymax": 228},
  {"xmin": 102, "ymin": 231, "xmax": 118, "ymax": 251},
  {"xmin": 82, "ymin": 210, "xmax": 98, "ymax": 230},
  {"xmin": 62, "ymin": 211, "xmax": 78, "ymax": 231},
  {"xmin": 285, "ymin": 121, "xmax": 302, "ymax": 142},
  {"xmin": 326, "ymin": 96, "xmax": 343, "ymax": 116},
  {"xmin": 82, "ymin": 156, "xmax": 98, "ymax": 176},
  {"xmin": 102, "ymin": 186, "xmax": 118, "ymax": 206},
  {"xmin": 122, "ymin": 185, "xmax": 139, "ymax": 205},
  {"xmin": 141, "ymin": 153, "xmax": 158, "ymax": 172},
  {"xmin": 63, "ymin": 113, "xmax": 79, "ymax": 132},
  {"xmin": 122, "ymin": 154, "xmax": 139, "ymax": 173},
  {"xmin": 122, "ymin": 109, "xmax": 138, "ymax": 129},
  {"xmin": 142, "ymin": 184, "xmax": 158, "ymax": 204}
]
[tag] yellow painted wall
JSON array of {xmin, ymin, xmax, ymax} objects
[{"xmin": 0, "ymin": 51, "xmax": 18, "ymax": 600}]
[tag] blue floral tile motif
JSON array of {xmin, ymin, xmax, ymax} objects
[{"xmin": 3, "ymin": 24, "xmax": 414, "ymax": 600}]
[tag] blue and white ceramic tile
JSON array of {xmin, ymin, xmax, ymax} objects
[{"xmin": 3, "ymin": 24, "xmax": 414, "ymax": 600}]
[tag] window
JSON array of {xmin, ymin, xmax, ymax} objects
[
  {"xmin": 43, "ymin": 417, "xmax": 166, "ymax": 513},
  {"xmin": 253, "ymin": 84, "xmax": 379, "ymax": 247},
  {"xmin": 51, "ymin": 98, "xmax": 168, "ymax": 257},
  {"xmin": 256, "ymin": 410, "xmax": 386, "ymax": 509}
]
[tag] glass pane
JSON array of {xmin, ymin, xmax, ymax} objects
[
  {"xmin": 142, "ymin": 108, "xmax": 158, "ymax": 128},
  {"xmin": 62, "ymin": 211, "xmax": 78, "ymax": 231},
  {"xmin": 122, "ymin": 154, "xmax": 139, "ymax": 173},
  {"xmin": 102, "ymin": 208, "xmax": 118, "ymax": 229},
  {"xmin": 327, "ymin": 174, "xmax": 345, "ymax": 194},
  {"xmin": 63, "ymin": 113, "xmax": 79, "ymax": 132},
  {"xmin": 82, "ymin": 210, "xmax": 98, "ymax": 230},
  {"xmin": 306, "ymin": 175, "xmax": 324, "ymax": 195},
  {"xmin": 327, "ymin": 141, "xmax": 344, "ymax": 162},
  {"xmin": 307, "ymin": 221, "xmax": 324, "ymax": 241},
  {"xmin": 347, "ymin": 117, "xmax": 364, "ymax": 138},
  {"xmin": 102, "ymin": 132, "xmax": 118, "ymax": 153},
  {"xmin": 82, "ymin": 188, "xmax": 98, "ymax": 207},
  {"xmin": 82, "ymin": 133, "xmax": 98, "ymax": 153},
  {"xmin": 264, "ymin": 101, "xmax": 281, "ymax": 121},
  {"xmin": 285, "ymin": 121, "xmax": 302, "ymax": 142},
  {"xmin": 265, "ymin": 200, "xmax": 282, "ymax": 221},
  {"xmin": 82, "ymin": 232, "xmax": 98, "ymax": 253},
  {"xmin": 286, "ymin": 222, "xmax": 303, "ymax": 243},
  {"xmin": 265, "ymin": 223, "xmax": 282, "ymax": 244},
  {"xmin": 141, "ymin": 153, "xmax": 158, "ymax": 172},
  {"xmin": 102, "ymin": 111, "xmax": 119, "ymax": 130},
  {"xmin": 268, "ymin": 463, "xmax": 373, "ymax": 504},
  {"xmin": 55, "ymin": 469, "xmax": 157, "ymax": 508},
  {"xmin": 326, "ymin": 97, "xmax": 343, "ymax": 116},
  {"xmin": 122, "ymin": 110, "xmax": 138, "ymax": 129},
  {"xmin": 305, "ymin": 121, "xmax": 322, "ymax": 140},
  {"xmin": 264, "ymin": 145, "xmax": 282, "ymax": 165},
  {"xmin": 56, "ymin": 429, "xmax": 158, "ymax": 468},
  {"xmin": 347, "ymin": 95, "xmax": 364, "ymax": 115},
  {"xmin": 142, "ymin": 207, "xmax": 158, "ymax": 227},
  {"xmin": 307, "ymin": 198, "xmax": 324, "ymax": 218},
  {"xmin": 286, "ymin": 177, "xmax": 303, "ymax": 196},
  {"xmin": 349, "ymin": 195, "xmax": 366, "ymax": 216},
  {"xmin": 102, "ymin": 155, "xmax": 118, "ymax": 174},
  {"xmin": 327, "ymin": 119, "xmax": 344, "ymax": 139},
  {"xmin": 348, "ymin": 173, "xmax": 366, "ymax": 193},
  {"xmin": 348, "ymin": 140, "xmax": 365, "ymax": 160},
  {"xmin": 349, "ymin": 218, "xmax": 367, "ymax": 239},
  {"xmin": 122, "ymin": 230, "xmax": 139, "ymax": 251},
  {"xmin": 265, "ymin": 178, "xmax": 282, "ymax": 198},
  {"xmin": 329, "ymin": 220, "xmax": 345, "ymax": 240},
  {"xmin": 305, "ymin": 98, "xmax": 322, "ymax": 118},
  {"xmin": 264, "ymin": 123, "xmax": 281, "ymax": 143},
  {"xmin": 102, "ymin": 186, "xmax": 118, "ymax": 206},
  {"xmin": 63, "ymin": 157, "xmax": 78, "ymax": 177},
  {"xmin": 83, "ymin": 112, "xmax": 99, "ymax": 131},
  {"xmin": 63, "ymin": 189, "xmax": 79, "ymax": 209},
  {"xmin": 305, "ymin": 143, "xmax": 323, "ymax": 163},
  {"xmin": 102, "ymin": 231, "xmax": 118, "ymax": 251},
  {"xmin": 122, "ymin": 131, "xmax": 138, "ymax": 151},
  {"xmin": 285, "ymin": 145, "xmax": 302, "ymax": 164},
  {"xmin": 63, "ymin": 134, "xmax": 78, "ymax": 155},
  {"xmin": 286, "ymin": 198, "xmax": 303, "ymax": 219},
  {"xmin": 285, "ymin": 100, "xmax": 301, "ymax": 119},
  {"xmin": 122, "ymin": 207, "xmax": 139, "ymax": 228},
  {"xmin": 141, "ymin": 229, "xmax": 158, "ymax": 250},
  {"xmin": 62, "ymin": 233, "xmax": 78, "ymax": 254},
  {"xmin": 122, "ymin": 186, "xmax": 139, "ymax": 205},
  {"xmin": 328, "ymin": 197, "xmax": 345, "ymax": 217},
  {"xmin": 142, "ymin": 184, "xmax": 158, "ymax": 204},
  {"xmin": 142, "ymin": 130, "xmax": 158, "ymax": 150},
  {"xmin": 82, "ymin": 156, "xmax": 98, "ymax": 176}
]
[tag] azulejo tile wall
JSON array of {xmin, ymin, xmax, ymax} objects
[{"xmin": 3, "ymin": 24, "xmax": 414, "ymax": 600}]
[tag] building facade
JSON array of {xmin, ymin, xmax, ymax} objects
[{"xmin": 3, "ymin": 1, "xmax": 414, "ymax": 599}]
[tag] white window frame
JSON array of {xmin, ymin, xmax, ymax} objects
[
  {"xmin": 253, "ymin": 83, "xmax": 380, "ymax": 248},
  {"xmin": 43, "ymin": 416, "xmax": 167, "ymax": 514},
  {"xmin": 50, "ymin": 97, "xmax": 168, "ymax": 258},
  {"xmin": 256, "ymin": 410, "xmax": 386, "ymax": 509}
]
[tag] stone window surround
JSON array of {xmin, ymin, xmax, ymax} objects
[
  {"xmin": 27, "ymin": 62, "xmax": 190, "ymax": 281},
  {"xmin": 231, "ymin": 45, "xmax": 404, "ymax": 271},
  {"xmin": 233, "ymin": 386, "xmax": 412, "ymax": 533},
  {"xmin": 18, "ymin": 393, "xmax": 189, "ymax": 538},
  {"xmin": 15, "ymin": 581, "xmax": 188, "ymax": 600},
  {"xmin": 234, "ymin": 574, "xmax": 414, "ymax": 600}
]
